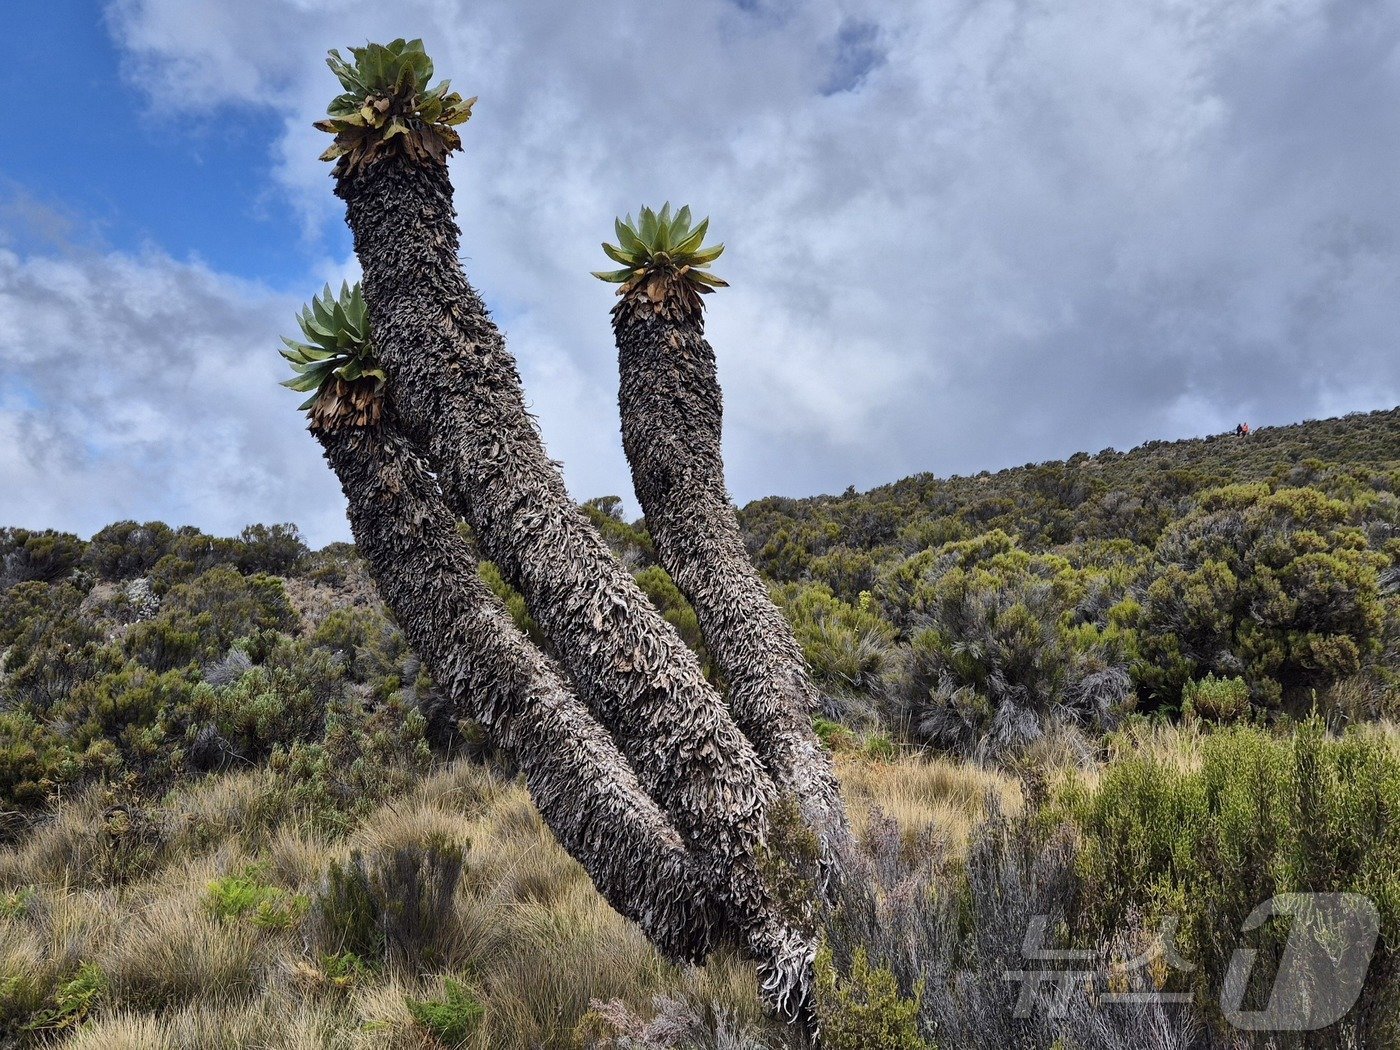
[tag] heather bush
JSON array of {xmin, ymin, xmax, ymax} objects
[
  {"xmin": 235, "ymin": 523, "xmax": 309, "ymax": 576},
  {"xmin": 634, "ymin": 565, "xmax": 711, "ymax": 673},
  {"xmin": 1055, "ymin": 719, "xmax": 1400, "ymax": 1039},
  {"xmin": 187, "ymin": 665, "xmax": 326, "ymax": 763},
  {"xmin": 1181, "ymin": 673, "xmax": 1250, "ymax": 722},
  {"xmin": 83, "ymin": 521, "xmax": 177, "ymax": 580},
  {"xmin": 309, "ymin": 604, "xmax": 407, "ymax": 683},
  {"xmin": 311, "ymin": 833, "xmax": 465, "ymax": 969},
  {"xmin": 0, "ymin": 528, "xmax": 85, "ymax": 590},
  {"xmin": 813, "ymin": 944, "xmax": 927, "ymax": 1050},
  {"xmin": 821, "ymin": 804, "xmax": 1191, "ymax": 1049},
  {"xmin": 773, "ymin": 583, "xmax": 895, "ymax": 707},
  {"xmin": 1136, "ymin": 485, "xmax": 1390, "ymax": 710},
  {"xmin": 887, "ymin": 564, "xmax": 1131, "ymax": 758}
]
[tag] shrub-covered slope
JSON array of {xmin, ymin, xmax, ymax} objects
[{"xmin": 0, "ymin": 406, "xmax": 1397, "ymax": 1047}]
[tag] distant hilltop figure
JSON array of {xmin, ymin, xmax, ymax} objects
[{"xmin": 1234, "ymin": 422, "xmax": 1252, "ymax": 436}]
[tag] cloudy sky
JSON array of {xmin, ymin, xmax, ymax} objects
[{"xmin": 3, "ymin": 0, "xmax": 1398, "ymax": 546}]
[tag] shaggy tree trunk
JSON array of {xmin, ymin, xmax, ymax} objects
[
  {"xmin": 612, "ymin": 303, "xmax": 851, "ymax": 874},
  {"xmin": 313, "ymin": 418, "xmax": 721, "ymax": 962},
  {"xmin": 331, "ymin": 158, "xmax": 816, "ymax": 1015}
]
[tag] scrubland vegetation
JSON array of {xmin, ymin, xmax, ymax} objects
[{"xmin": 1, "ymin": 406, "xmax": 1397, "ymax": 1047}]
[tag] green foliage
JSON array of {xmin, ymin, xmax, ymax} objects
[
  {"xmin": 317, "ymin": 38, "xmax": 475, "ymax": 172},
  {"xmin": 814, "ymin": 943, "xmax": 929, "ymax": 1050},
  {"xmin": 0, "ymin": 527, "xmax": 85, "ymax": 589},
  {"xmin": 320, "ymin": 950, "xmax": 370, "ymax": 989},
  {"xmin": 280, "ymin": 282, "xmax": 386, "ymax": 423},
  {"xmin": 406, "ymin": 978, "xmax": 484, "ymax": 1047},
  {"xmin": 1055, "ymin": 719, "xmax": 1400, "ymax": 1007},
  {"xmin": 0, "ymin": 710, "xmax": 107, "ymax": 807},
  {"xmin": 477, "ymin": 560, "xmax": 542, "ymax": 645},
  {"xmin": 1137, "ymin": 484, "xmax": 1390, "ymax": 708},
  {"xmin": 773, "ymin": 582, "xmax": 896, "ymax": 695},
  {"xmin": 20, "ymin": 963, "xmax": 106, "ymax": 1033},
  {"xmin": 316, "ymin": 851, "xmax": 384, "ymax": 961},
  {"xmin": 313, "ymin": 834, "xmax": 466, "ymax": 969},
  {"xmin": 885, "ymin": 536, "xmax": 1133, "ymax": 756},
  {"xmin": 0, "ymin": 887, "xmax": 35, "ymax": 920},
  {"xmin": 1181, "ymin": 673, "xmax": 1250, "ymax": 722},
  {"xmin": 756, "ymin": 796, "xmax": 821, "ymax": 937},
  {"xmin": 813, "ymin": 717, "xmax": 857, "ymax": 752},
  {"xmin": 190, "ymin": 664, "xmax": 326, "ymax": 762},
  {"xmin": 262, "ymin": 694, "xmax": 431, "ymax": 833},
  {"xmin": 581, "ymin": 497, "xmax": 655, "ymax": 566},
  {"xmin": 861, "ymin": 733, "xmax": 896, "ymax": 761},
  {"xmin": 594, "ymin": 203, "xmax": 728, "ymax": 315},
  {"xmin": 60, "ymin": 664, "xmax": 199, "ymax": 776},
  {"xmin": 84, "ymin": 520, "xmax": 176, "ymax": 579},
  {"xmin": 310, "ymin": 605, "xmax": 407, "ymax": 684},
  {"xmin": 207, "ymin": 867, "xmax": 309, "ymax": 929},
  {"xmin": 236, "ymin": 523, "xmax": 309, "ymax": 576}
]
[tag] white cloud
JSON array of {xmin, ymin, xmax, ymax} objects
[
  {"xmin": 0, "ymin": 244, "xmax": 349, "ymax": 545},
  {"xmin": 13, "ymin": 0, "xmax": 1398, "ymax": 536}
]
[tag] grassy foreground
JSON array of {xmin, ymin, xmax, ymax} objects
[{"xmin": 0, "ymin": 752, "xmax": 1016, "ymax": 1049}]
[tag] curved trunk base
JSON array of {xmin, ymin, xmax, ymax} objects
[{"xmin": 314, "ymin": 419, "xmax": 721, "ymax": 963}]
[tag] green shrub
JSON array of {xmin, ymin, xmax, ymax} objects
[
  {"xmin": 21, "ymin": 963, "xmax": 105, "ymax": 1033},
  {"xmin": 774, "ymin": 581, "xmax": 896, "ymax": 695},
  {"xmin": 0, "ymin": 710, "xmax": 108, "ymax": 808},
  {"xmin": 208, "ymin": 867, "xmax": 309, "ymax": 930},
  {"xmin": 477, "ymin": 561, "xmax": 542, "ymax": 645},
  {"xmin": 813, "ymin": 717, "xmax": 857, "ymax": 752},
  {"xmin": 406, "ymin": 978, "xmax": 483, "ymax": 1047},
  {"xmin": 1181, "ymin": 673, "xmax": 1250, "ymax": 722},
  {"xmin": 0, "ymin": 582, "xmax": 113, "ymax": 713},
  {"xmin": 84, "ymin": 520, "xmax": 176, "ymax": 579},
  {"xmin": 1137, "ymin": 485, "xmax": 1389, "ymax": 708},
  {"xmin": 0, "ymin": 887, "xmax": 35, "ymax": 920},
  {"xmin": 814, "ymin": 943, "xmax": 929, "ymax": 1050},
  {"xmin": 236, "ymin": 522, "xmax": 309, "ymax": 576},
  {"xmin": 756, "ymin": 796, "xmax": 821, "ymax": 937},
  {"xmin": 0, "ymin": 528, "xmax": 85, "ymax": 588},
  {"xmin": 862, "ymin": 733, "xmax": 896, "ymax": 761},
  {"xmin": 581, "ymin": 496, "xmax": 654, "ymax": 566},
  {"xmin": 125, "ymin": 566, "xmax": 295, "ymax": 671},
  {"xmin": 320, "ymin": 950, "xmax": 370, "ymax": 989},
  {"xmin": 189, "ymin": 664, "xmax": 327, "ymax": 761},
  {"xmin": 1055, "ymin": 718, "xmax": 1400, "ymax": 1015},
  {"xmin": 312, "ymin": 834, "xmax": 465, "ymax": 969},
  {"xmin": 310, "ymin": 605, "xmax": 406, "ymax": 684},
  {"xmin": 61, "ymin": 664, "xmax": 199, "ymax": 776},
  {"xmin": 315, "ymin": 852, "xmax": 384, "ymax": 960}
]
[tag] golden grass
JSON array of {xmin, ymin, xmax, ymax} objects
[
  {"xmin": 0, "ymin": 749, "xmax": 1036, "ymax": 1049},
  {"xmin": 837, "ymin": 751, "xmax": 1022, "ymax": 855}
]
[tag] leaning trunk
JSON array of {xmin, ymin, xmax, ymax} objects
[
  {"xmin": 313, "ymin": 417, "xmax": 721, "ymax": 962},
  {"xmin": 332, "ymin": 158, "xmax": 814, "ymax": 1015},
  {"xmin": 612, "ymin": 300, "xmax": 851, "ymax": 875}
]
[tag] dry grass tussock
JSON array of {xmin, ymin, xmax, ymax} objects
[
  {"xmin": 0, "ymin": 752, "xmax": 1023, "ymax": 1048},
  {"xmin": 836, "ymin": 752, "xmax": 1021, "ymax": 855}
]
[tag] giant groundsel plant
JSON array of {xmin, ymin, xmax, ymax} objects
[
  {"xmin": 280, "ymin": 281, "xmax": 385, "ymax": 429},
  {"xmin": 595, "ymin": 204, "xmax": 728, "ymax": 321},
  {"xmin": 316, "ymin": 38, "xmax": 475, "ymax": 174}
]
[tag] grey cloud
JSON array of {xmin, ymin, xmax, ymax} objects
[
  {"xmin": 0, "ymin": 242, "xmax": 349, "ymax": 545},
  {"xmin": 18, "ymin": 0, "xmax": 1397, "ymax": 530}
]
